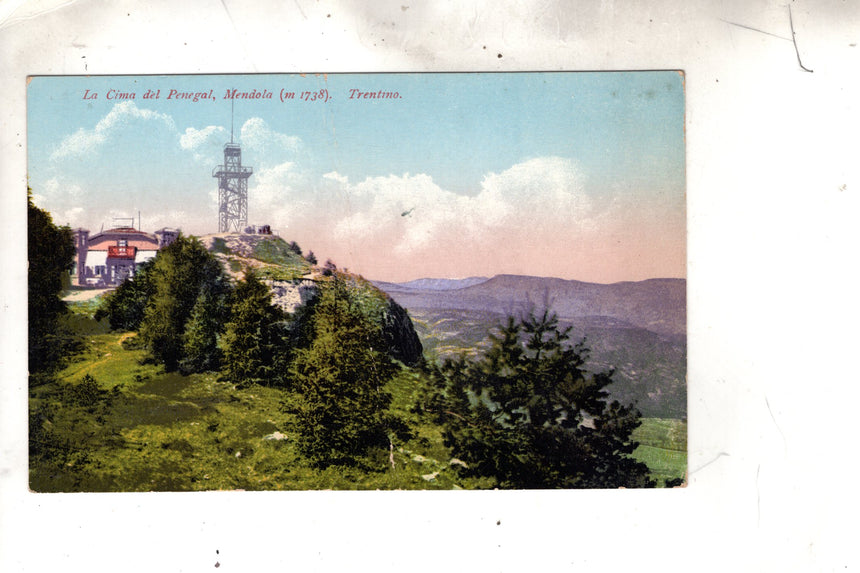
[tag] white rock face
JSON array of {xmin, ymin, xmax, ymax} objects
[{"xmin": 264, "ymin": 280, "xmax": 318, "ymax": 313}]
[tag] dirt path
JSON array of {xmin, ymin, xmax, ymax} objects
[
  {"xmin": 61, "ymin": 349, "xmax": 113, "ymax": 381},
  {"xmin": 117, "ymin": 332, "xmax": 138, "ymax": 349},
  {"xmin": 60, "ymin": 332, "xmax": 136, "ymax": 382}
]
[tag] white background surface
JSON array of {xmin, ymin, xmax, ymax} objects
[{"xmin": 2, "ymin": 1, "xmax": 858, "ymax": 571}]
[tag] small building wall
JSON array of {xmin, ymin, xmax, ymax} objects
[
  {"xmin": 155, "ymin": 228, "xmax": 179, "ymax": 248},
  {"xmin": 73, "ymin": 228, "xmax": 89, "ymax": 283},
  {"xmin": 72, "ymin": 226, "xmax": 177, "ymax": 287}
]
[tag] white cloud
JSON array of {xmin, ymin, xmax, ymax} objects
[
  {"xmin": 323, "ymin": 156, "xmax": 587, "ymax": 258},
  {"xmin": 180, "ymin": 125, "xmax": 222, "ymax": 150},
  {"xmin": 32, "ymin": 177, "xmax": 88, "ymax": 228},
  {"xmin": 234, "ymin": 155, "xmax": 606, "ymax": 280},
  {"xmin": 57, "ymin": 207, "xmax": 85, "ymax": 228},
  {"xmin": 255, "ymin": 161, "xmax": 297, "ymax": 183},
  {"xmin": 333, "ymin": 172, "xmax": 470, "ymax": 252},
  {"xmin": 180, "ymin": 125, "xmax": 228, "ymax": 161},
  {"xmin": 481, "ymin": 156, "xmax": 587, "ymax": 218},
  {"xmin": 50, "ymin": 128, "xmax": 103, "ymax": 162},
  {"xmin": 37, "ymin": 102, "xmax": 229, "ymax": 236},
  {"xmin": 246, "ymin": 160, "xmax": 317, "ymax": 233},
  {"xmin": 50, "ymin": 101, "xmax": 176, "ymax": 161},
  {"xmin": 43, "ymin": 177, "xmax": 83, "ymax": 200},
  {"xmin": 240, "ymin": 117, "xmax": 301, "ymax": 161},
  {"xmin": 37, "ymin": 99, "xmax": 623, "ymax": 280},
  {"xmin": 239, "ymin": 155, "xmax": 592, "ymax": 279},
  {"xmin": 322, "ymin": 171, "xmax": 349, "ymax": 184},
  {"xmin": 41, "ymin": 106, "xmax": 309, "ymax": 237}
]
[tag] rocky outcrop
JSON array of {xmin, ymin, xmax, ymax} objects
[
  {"xmin": 380, "ymin": 298, "xmax": 423, "ymax": 367},
  {"xmin": 203, "ymin": 233, "xmax": 424, "ymax": 366},
  {"xmin": 264, "ymin": 279, "xmax": 318, "ymax": 314}
]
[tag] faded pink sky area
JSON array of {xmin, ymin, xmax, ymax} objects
[{"xmin": 296, "ymin": 170, "xmax": 686, "ymax": 283}]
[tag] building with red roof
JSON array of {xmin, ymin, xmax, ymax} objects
[{"xmin": 72, "ymin": 226, "xmax": 179, "ymax": 287}]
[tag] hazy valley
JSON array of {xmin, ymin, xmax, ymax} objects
[{"xmin": 375, "ymin": 275, "xmax": 686, "ymax": 419}]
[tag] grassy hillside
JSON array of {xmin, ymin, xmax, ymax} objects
[
  {"xmin": 205, "ymin": 234, "xmax": 311, "ymax": 281},
  {"xmin": 409, "ymin": 308, "xmax": 504, "ymax": 359},
  {"xmin": 34, "ymin": 252, "xmax": 686, "ymax": 490},
  {"xmin": 632, "ymin": 418, "xmax": 687, "ymax": 486},
  {"xmin": 31, "ymin": 324, "xmax": 484, "ymax": 491},
  {"xmin": 32, "ymin": 318, "xmax": 684, "ymax": 490}
]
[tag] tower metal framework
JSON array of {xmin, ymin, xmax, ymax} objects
[{"xmin": 213, "ymin": 142, "xmax": 253, "ymax": 233}]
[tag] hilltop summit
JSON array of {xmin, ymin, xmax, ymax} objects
[{"xmin": 202, "ymin": 233, "xmax": 423, "ymax": 366}]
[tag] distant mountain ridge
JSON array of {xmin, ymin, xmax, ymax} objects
[
  {"xmin": 382, "ymin": 277, "xmax": 490, "ymax": 291},
  {"xmin": 374, "ymin": 273, "xmax": 687, "ymax": 418},
  {"xmin": 374, "ymin": 274, "xmax": 686, "ymax": 338}
]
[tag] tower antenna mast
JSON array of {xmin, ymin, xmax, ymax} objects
[{"xmin": 213, "ymin": 97, "xmax": 252, "ymax": 233}]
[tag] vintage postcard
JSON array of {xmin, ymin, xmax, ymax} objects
[{"xmin": 27, "ymin": 72, "xmax": 686, "ymax": 491}]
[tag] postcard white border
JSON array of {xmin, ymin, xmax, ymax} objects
[{"xmin": 2, "ymin": 1, "xmax": 858, "ymax": 571}]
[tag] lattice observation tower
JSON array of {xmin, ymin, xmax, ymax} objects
[{"xmin": 213, "ymin": 142, "xmax": 253, "ymax": 233}]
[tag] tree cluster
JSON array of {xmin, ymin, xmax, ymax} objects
[
  {"xmin": 289, "ymin": 272, "xmax": 400, "ymax": 466},
  {"xmin": 95, "ymin": 259, "xmax": 154, "ymax": 331},
  {"xmin": 99, "ymin": 235, "xmax": 232, "ymax": 373},
  {"xmin": 93, "ymin": 236, "xmax": 656, "ymax": 486},
  {"xmin": 421, "ymin": 310, "xmax": 654, "ymax": 489},
  {"xmin": 98, "ymin": 243, "xmax": 407, "ymax": 466},
  {"xmin": 221, "ymin": 272, "xmax": 288, "ymax": 386},
  {"xmin": 28, "ymin": 192, "xmax": 76, "ymax": 379}
]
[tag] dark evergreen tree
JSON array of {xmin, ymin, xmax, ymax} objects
[
  {"xmin": 424, "ymin": 310, "xmax": 654, "ymax": 489},
  {"xmin": 221, "ymin": 272, "xmax": 287, "ymax": 387},
  {"xmin": 287, "ymin": 241, "xmax": 303, "ymax": 256},
  {"xmin": 138, "ymin": 235, "xmax": 228, "ymax": 370},
  {"xmin": 27, "ymin": 191, "xmax": 76, "ymax": 377},
  {"xmin": 304, "ymin": 250, "xmax": 318, "ymax": 265},
  {"xmin": 95, "ymin": 259, "xmax": 154, "ymax": 330},
  {"xmin": 289, "ymin": 272, "xmax": 397, "ymax": 467},
  {"xmin": 321, "ymin": 259, "xmax": 337, "ymax": 276},
  {"xmin": 180, "ymin": 279, "xmax": 231, "ymax": 374}
]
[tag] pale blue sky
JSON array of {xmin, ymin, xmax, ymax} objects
[{"xmin": 28, "ymin": 72, "xmax": 685, "ymax": 282}]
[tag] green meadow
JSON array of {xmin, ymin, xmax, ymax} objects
[
  {"xmin": 632, "ymin": 418, "xmax": 687, "ymax": 486},
  {"xmin": 29, "ymin": 297, "xmax": 685, "ymax": 491}
]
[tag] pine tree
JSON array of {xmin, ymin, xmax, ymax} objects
[
  {"xmin": 96, "ymin": 260, "xmax": 154, "ymax": 330},
  {"xmin": 289, "ymin": 273, "xmax": 397, "ymax": 467},
  {"xmin": 221, "ymin": 272, "xmax": 286, "ymax": 387},
  {"xmin": 287, "ymin": 241, "xmax": 303, "ymax": 256},
  {"xmin": 28, "ymin": 191, "xmax": 76, "ymax": 377},
  {"xmin": 426, "ymin": 310, "xmax": 654, "ymax": 489},
  {"xmin": 180, "ymin": 280, "xmax": 230, "ymax": 374},
  {"xmin": 138, "ymin": 235, "xmax": 227, "ymax": 370}
]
